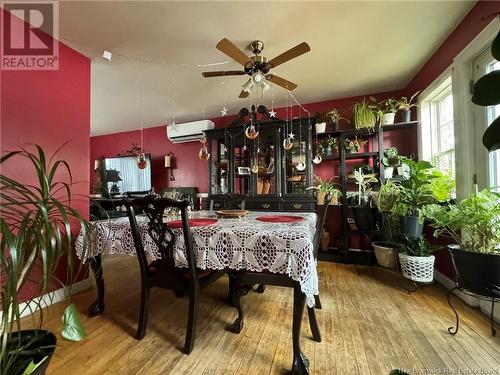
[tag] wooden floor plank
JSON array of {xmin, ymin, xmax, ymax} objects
[{"xmin": 21, "ymin": 256, "xmax": 498, "ymax": 375}]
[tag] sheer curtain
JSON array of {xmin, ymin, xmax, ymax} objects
[{"xmin": 105, "ymin": 156, "xmax": 151, "ymax": 193}]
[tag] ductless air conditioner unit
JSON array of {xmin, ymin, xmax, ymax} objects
[{"xmin": 166, "ymin": 119, "xmax": 215, "ymax": 144}]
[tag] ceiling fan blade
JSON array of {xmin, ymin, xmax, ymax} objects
[
  {"xmin": 202, "ymin": 70, "xmax": 246, "ymax": 78},
  {"xmin": 216, "ymin": 38, "xmax": 252, "ymax": 67},
  {"xmin": 239, "ymin": 90, "xmax": 250, "ymax": 98},
  {"xmin": 266, "ymin": 74, "xmax": 298, "ymax": 90},
  {"xmin": 267, "ymin": 42, "xmax": 310, "ymax": 69}
]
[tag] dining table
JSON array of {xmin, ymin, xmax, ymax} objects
[{"xmin": 76, "ymin": 210, "xmax": 318, "ymax": 374}]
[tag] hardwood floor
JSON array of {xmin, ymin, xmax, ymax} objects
[{"xmin": 36, "ymin": 256, "xmax": 499, "ymax": 374}]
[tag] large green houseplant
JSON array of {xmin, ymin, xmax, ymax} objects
[
  {"xmin": 1, "ymin": 146, "xmax": 88, "ymax": 375},
  {"xmin": 391, "ymin": 159, "xmax": 454, "ymax": 237},
  {"xmin": 423, "ymin": 189, "xmax": 500, "ymax": 296}
]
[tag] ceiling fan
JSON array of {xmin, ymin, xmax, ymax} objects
[{"xmin": 202, "ymin": 38, "xmax": 310, "ymax": 98}]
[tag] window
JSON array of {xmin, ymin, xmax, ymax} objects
[{"xmin": 419, "ymin": 76, "xmax": 456, "ymax": 180}]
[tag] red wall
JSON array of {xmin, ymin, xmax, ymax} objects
[{"xmin": 1, "ymin": 10, "xmax": 91, "ymax": 298}]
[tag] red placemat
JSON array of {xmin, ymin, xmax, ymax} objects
[
  {"xmin": 166, "ymin": 218, "xmax": 218, "ymax": 228},
  {"xmin": 255, "ymin": 215, "xmax": 304, "ymax": 223}
]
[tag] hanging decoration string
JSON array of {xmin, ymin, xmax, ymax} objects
[{"xmin": 137, "ymin": 61, "xmax": 148, "ymax": 169}]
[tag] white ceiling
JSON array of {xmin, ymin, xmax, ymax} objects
[{"xmin": 59, "ymin": 1, "xmax": 474, "ymax": 136}]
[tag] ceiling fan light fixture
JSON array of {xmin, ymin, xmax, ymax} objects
[
  {"xmin": 242, "ymin": 79, "xmax": 254, "ymax": 93},
  {"xmin": 262, "ymin": 80, "xmax": 271, "ymax": 92},
  {"xmin": 252, "ymin": 72, "xmax": 264, "ymax": 84}
]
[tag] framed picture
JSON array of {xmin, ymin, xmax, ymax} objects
[{"xmin": 238, "ymin": 167, "xmax": 251, "ymax": 175}]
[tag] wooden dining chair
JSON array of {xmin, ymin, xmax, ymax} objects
[{"xmin": 123, "ymin": 196, "xmax": 227, "ymax": 354}]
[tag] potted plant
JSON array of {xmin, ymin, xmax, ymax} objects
[
  {"xmin": 353, "ymin": 97, "xmax": 378, "ymax": 131},
  {"xmin": 1, "ymin": 146, "xmax": 88, "ymax": 375},
  {"xmin": 325, "ymin": 108, "xmax": 350, "ymax": 132},
  {"xmin": 315, "ymin": 119, "xmax": 327, "ymax": 134},
  {"xmin": 392, "ymin": 159, "xmax": 454, "ymax": 237},
  {"xmin": 379, "ymin": 98, "xmax": 399, "ymax": 125},
  {"xmin": 398, "ymin": 91, "xmax": 420, "ymax": 123},
  {"xmin": 423, "ymin": 189, "xmax": 500, "ymax": 297},
  {"xmin": 351, "ymin": 169, "xmax": 379, "ymax": 232},
  {"xmin": 373, "ymin": 180, "xmax": 404, "ymax": 269},
  {"xmin": 345, "ymin": 136, "xmax": 367, "ymax": 154},
  {"xmin": 382, "ymin": 147, "xmax": 402, "ymax": 179},
  {"xmin": 399, "ymin": 236, "xmax": 436, "ymax": 283},
  {"xmin": 307, "ymin": 175, "xmax": 342, "ymax": 205},
  {"xmin": 322, "ymin": 136, "xmax": 337, "ymax": 157}
]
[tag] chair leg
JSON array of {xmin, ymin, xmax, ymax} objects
[
  {"xmin": 307, "ymin": 306, "xmax": 321, "ymax": 342},
  {"xmin": 256, "ymin": 284, "xmax": 265, "ymax": 293},
  {"xmin": 291, "ymin": 285, "xmax": 309, "ymax": 375},
  {"xmin": 136, "ymin": 286, "xmax": 150, "ymax": 340},
  {"xmin": 183, "ymin": 288, "xmax": 199, "ymax": 354},
  {"xmin": 314, "ymin": 294, "xmax": 322, "ymax": 310}
]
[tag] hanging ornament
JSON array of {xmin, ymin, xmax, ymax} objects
[
  {"xmin": 283, "ymin": 137, "xmax": 293, "ymax": 150},
  {"xmin": 296, "ymin": 161, "xmax": 306, "ymax": 171},
  {"xmin": 137, "ymin": 153, "xmax": 148, "ymax": 169},
  {"xmin": 251, "ymin": 163, "xmax": 259, "ymax": 174},
  {"xmin": 245, "ymin": 124, "xmax": 259, "ymax": 140},
  {"xmin": 288, "ymin": 132, "xmax": 295, "ymax": 140},
  {"xmin": 199, "ymin": 136, "xmax": 210, "ymax": 161},
  {"xmin": 269, "ymin": 109, "xmax": 277, "ymax": 118},
  {"xmin": 312, "ymin": 154, "xmax": 322, "ymax": 164},
  {"xmin": 221, "ymin": 106, "xmax": 228, "ymax": 117},
  {"xmin": 199, "ymin": 146, "xmax": 210, "ymax": 161}
]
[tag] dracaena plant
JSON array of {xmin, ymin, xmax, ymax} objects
[{"xmin": 1, "ymin": 145, "xmax": 88, "ymax": 375}]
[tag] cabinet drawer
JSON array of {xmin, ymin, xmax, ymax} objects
[
  {"xmin": 283, "ymin": 202, "xmax": 315, "ymax": 211},
  {"xmin": 246, "ymin": 201, "xmax": 281, "ymax": 211}
]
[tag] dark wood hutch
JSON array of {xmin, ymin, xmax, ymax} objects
[{"xmin": 204, "ymin": 105, "xmax": 316, "ymax": 211}]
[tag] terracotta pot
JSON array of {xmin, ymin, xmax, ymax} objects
[{"xmin": 320, "ymin": 231, "xmax": 330, "ymax": 251}]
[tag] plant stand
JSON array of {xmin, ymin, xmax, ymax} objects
[{"xmin": 446, "ymin": 285, "xmax": 499, "ymax": 337}]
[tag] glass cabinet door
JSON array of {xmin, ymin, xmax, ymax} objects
[
  {"xmin": 233, "ymin": 133, "xmax": 251, "ymax": 195},
  {"xmin": 283, "ymin": 128, "xmax": 309, "ymax": 195},
  {"xmin": 254, "ymin": 129, "xmax": 277, "ymax": 196},
  {"xmin": 209, "ymin": 137, "xmax": 228, "ymax": 195}
]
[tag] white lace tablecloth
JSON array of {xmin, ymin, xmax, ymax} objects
[{"xmin": 76, "ymin": 211, "xmax": 318, "ymax": 306}]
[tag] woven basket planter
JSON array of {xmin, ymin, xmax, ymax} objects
[{"xmin": 398, "ymin": 253, "xmax": 435, "ymax": 283}]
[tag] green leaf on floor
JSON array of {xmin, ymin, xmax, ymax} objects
[
  {"xmin": 61, "ymin": 304, "xmax": 87, "ymax": 341},
  {"xmin": 389, "ymin": 370, "xmax": 409, "ymax": 375},
  {"xmin": 22, "ymin": 357, "xmax": 47, "ymax": 375}
]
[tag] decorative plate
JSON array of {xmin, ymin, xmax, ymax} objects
[{"xmin": 215, "ymin": 210, "xmax": 249, "ymax": 218}]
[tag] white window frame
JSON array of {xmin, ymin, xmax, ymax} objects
[
  {"xmin": 417, "ymin": 70, "xmax": 454, "ymax": 172},
  {"xmin": 451, "ymin": 16, "xmax": 499, "ymax": 199}
]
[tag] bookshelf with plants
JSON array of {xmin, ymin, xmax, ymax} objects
[{"xmin": 313, "ymin": 95, "xmax": 420, "ymax": 262}]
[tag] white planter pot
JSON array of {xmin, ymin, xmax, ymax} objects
[
  {"xmin": 398, "ymin": 253, "xmax": 435, "ymax": 283},
  {"xmin": 397, "ymin": 165, "xmax": 410, "ymax": 178},
  {"xmin": 315, "ymin": 122, "xmax": 327, "ymax": 133},
  {"xmin": 372, "ymin": 242, "xmax": 398, "ymax": 269},
  {"xmin": 383, "ymin": 167, "xmax": 394, "ymax": 179},
  {"xmin": 381, "ymin": 112, "xmax": 396, "ymax": 125}
]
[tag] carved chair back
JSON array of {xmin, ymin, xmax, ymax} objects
[{"xmin": 123, "ymin": 196, "xmax": 197, "ymax": 281}]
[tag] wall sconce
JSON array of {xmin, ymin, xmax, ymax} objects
[{"xmin": 165, "ymin": 152, "xmax": 175, "ymax": 181}]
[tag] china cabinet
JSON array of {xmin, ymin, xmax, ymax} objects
[{"xmin": 204, "ymin": 106, "xmax": 315, "ymax": 211}]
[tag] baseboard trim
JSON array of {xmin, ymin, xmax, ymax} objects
[{"xmin": 0, "ymin": 278, "xmax": 91, "ymax": 321}]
